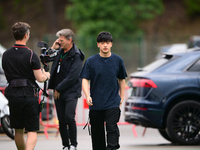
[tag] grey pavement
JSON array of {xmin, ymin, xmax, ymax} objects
[{"xmin": 0, "ymin": 125, "xmax": 200, "ymax": 150}]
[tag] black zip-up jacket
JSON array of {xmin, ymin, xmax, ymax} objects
[{"xmin": 48, "ymin": 44, "xmax": 85, "ymax": 99}]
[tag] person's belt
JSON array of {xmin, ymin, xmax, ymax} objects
[{"xmin": 9, "ymin": 79, "xmax": 28, "ymax": 87}]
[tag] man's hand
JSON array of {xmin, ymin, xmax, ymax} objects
[
  {"xmin": 86, "ymin": 96, "xmax": 93, "ymax": 106},
  {"xmin": 54, "ymin": 90, "xmax": 60, "ymax": 100},
  {"xmin": 51, "ymin": 39, "xmax": 60, "ymax": 49},
  {"xmin": 120, "ymin": 99, "xmax": 123, "ymax": 107}
]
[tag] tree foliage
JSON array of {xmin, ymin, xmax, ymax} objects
[
  {"xmin": 66, "ymin": 0, "xmax": 164, "ymax": 37},
  {"xmin": 184, "ymin": 0, "xmax": 200, "ymax": 17}
]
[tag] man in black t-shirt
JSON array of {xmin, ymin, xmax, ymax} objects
[{"xmin": 2, "ymin": 22, "xmax": 50, "ymax": 150}]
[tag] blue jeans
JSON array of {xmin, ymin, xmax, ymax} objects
[
  {"xmin": 89, "ymin": 107, "xmax": 121, "ymax": 150},
  {"xmin": 54, "ymin": 97, "xmax": 78, "ymax": 147}
]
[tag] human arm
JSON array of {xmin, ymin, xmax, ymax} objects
[
  {"xmin": 82, "ymin": 78, "xmax": 93, "ymax": 106},
  {"xmin": 118, "ymin": 79, "xmax": 126, "ymax": 106},
  {"xmin": 31, "ymin": 50, "xmax": 50, "ymax": 83},
  {"xmin": 33, "ymin": 68, "xmax": 50, "ymax": 83}
]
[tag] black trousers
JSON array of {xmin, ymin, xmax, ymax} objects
[
  {"xmin": 54, "ymin": 97, "xmax": 78, "ymax": 147},
  {"xmin": 89, "ymin": 107, "xmax": 121, "ymax": 150}
]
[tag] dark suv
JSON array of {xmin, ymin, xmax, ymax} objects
[{"xmin": 124, "ymin": 48, "xmax": 200, "ymax": 145}]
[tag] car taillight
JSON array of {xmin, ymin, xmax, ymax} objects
[
  {"xmin": 129, "ymin": 78, "xmax": 157, "ymax": 88},
  {"xmin": 132, "ymin": 106, "xmax": 148, "ymax": 111}
]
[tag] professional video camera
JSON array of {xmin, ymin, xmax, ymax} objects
[
  {"xmin": 37, "ymin": 41, "xmax": 59, "ymax": 71},
  {"xmin": 37, "ymin": 41, "xmax": 59, "ymax": 110}
]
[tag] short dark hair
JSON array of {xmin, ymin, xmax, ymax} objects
[
  {"xmin": 97, "ymin": 31, "xmax": 113, "ymax": 43},
  {"xmin": 12, "ymin": 22, "xmax": 31, "ymax": 40}
]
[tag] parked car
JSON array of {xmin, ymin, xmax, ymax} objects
[
  {"xmin": 155, "ymin": 43, "xmax": 187, "ymax": 59},
  {"xmin": 124, "ymin": 47, "xmax": 200, "ymax": 145},
  {"xmin": 0, "ymin": 44, "xmax": 6, "ymax": 74},
  {"xmin": 156, "ymin": 35, "xmax": 200, "ymax": 60},
  {"xmin": 0, "ymin": 44, "xmax": 7, "ymax": 94},
  {"xmin": 187, "ymin": 35, "xmax": 200, "ymax": 48}
]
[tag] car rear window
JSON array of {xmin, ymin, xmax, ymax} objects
[
  {"xmin": 139, "ymin": 53, "xmax": 182, "ymax": 72},
  {"xmin": 140, "ymin": 58, "xmax": 169, "ymax": 72},
  {"xmin": 187, "ymin": 59, "xmax": 200, "ymax": 72}
]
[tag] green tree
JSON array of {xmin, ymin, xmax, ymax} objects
[
  {"xmin": 184, "ymin": 0, "xmax": 200, "ymax": 17},
  {"xmin": 66, "ymin": 0, "xmax": 164, "ymax": 37}
]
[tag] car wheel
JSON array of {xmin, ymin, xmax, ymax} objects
[
  {"xmin": 158, "ymin": 129, "xmax": 174, "ymax": 142},
  {"xmin": 166, "ymin": 100, "xmax": 200, "ymax": 145}
]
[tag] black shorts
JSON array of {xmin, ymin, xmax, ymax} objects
[{"xmin": 8, "ymin": 96, "xmax": 39, "ymax": 132}]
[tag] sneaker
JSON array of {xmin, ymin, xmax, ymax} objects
[
  {"xmin": 69, "ymin": 145, "xmax": 77, "ymax": 150},
  {"xmin": 63, "ymin": 146, "xmax": 69, "ymax": 150}
]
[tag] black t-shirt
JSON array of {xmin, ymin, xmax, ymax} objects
[
  {"xmin": 80, "ymin": 53, "xmax": 127, "ymax": 110},
  {"xmin": 2, "ymin": 44, "xmax": 41, "ymax": 82},
  {"xmin": 2, "ymin": 44, "xmax": 41, "ymax": 97}
]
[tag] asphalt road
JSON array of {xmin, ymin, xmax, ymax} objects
[{"xmin": 0, "ymin": 125, "xmax": 200, "ymax": 150}]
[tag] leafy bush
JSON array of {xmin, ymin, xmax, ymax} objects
[
  {"xmin": 184, "ymin": 0, "xmax": 200, "ymax": 17},
  {"xmin": 66, "ymin": 0, "xmax": 163, "ymax": 38}
]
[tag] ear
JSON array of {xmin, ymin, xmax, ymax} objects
[
  {"xmin": 24, "ymin": 33, "xmax": 29, "ymax": 39},
  {"xmin": 69, "ymin": 38, "xmax": 73, "ymax": 42},
  {"xmin": 97, "ymin": 43, "xmax": 99, "ymax": 47}
]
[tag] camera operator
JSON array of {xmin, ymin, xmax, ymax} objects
[
  {"xmin": 2, "ymin": 22, "xmax": 50, "ymax": 150},
  {"xmin": 48, "ymin": 29, "xmax": 84, "ymax": 150}
]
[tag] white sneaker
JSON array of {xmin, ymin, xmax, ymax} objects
[
  {"xmin": 63, "ymin": 147, "xmax": 69, "ymax": 150},
  {"xmin": 69, "ymin": 145, "xmax": 77, "ymax": 150}
]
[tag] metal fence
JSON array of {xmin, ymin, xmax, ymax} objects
[{"xmin": 39, "ymin": 87, "xmax": 131, "ymax": 139}]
